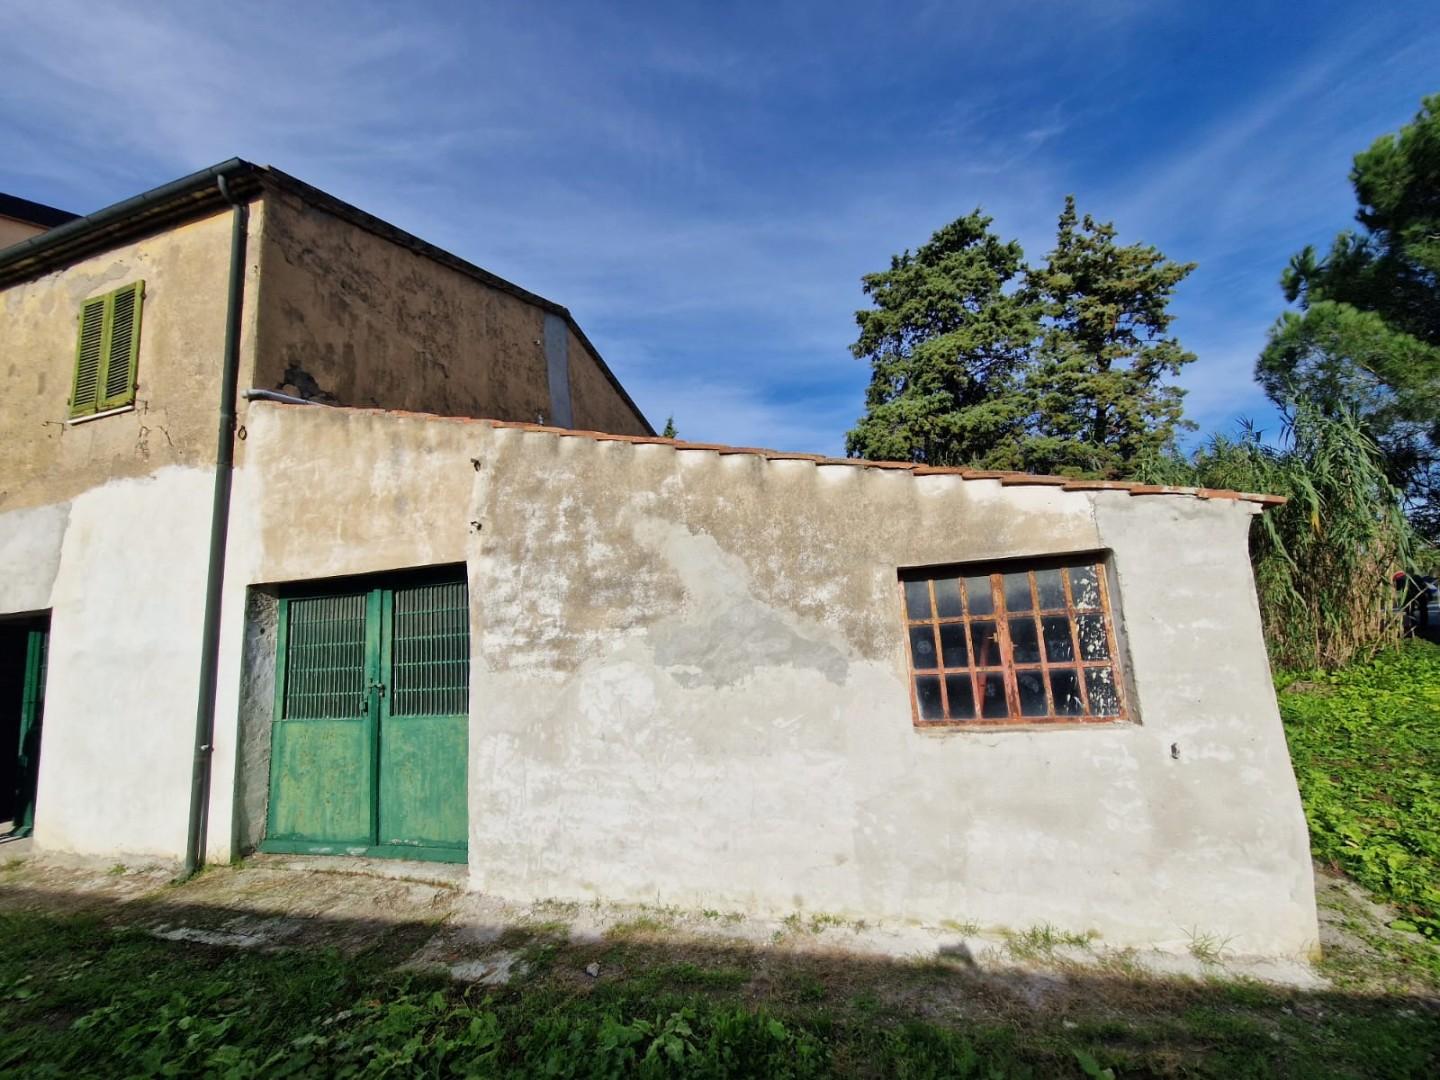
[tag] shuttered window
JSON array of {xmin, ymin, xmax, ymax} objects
[{"xmin": 69, "ymin": 281, "xmax": 143, "ymax": 418}]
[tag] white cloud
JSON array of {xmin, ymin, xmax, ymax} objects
[{"xmin": 3, "ymin": 1, "xmax": 1435, "ymax": 458}]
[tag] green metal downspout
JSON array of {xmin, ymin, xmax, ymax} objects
[{"xmin": 183, "ymin": 176, "xmax": 249, "ymax": 877}]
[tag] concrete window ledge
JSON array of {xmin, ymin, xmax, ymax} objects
[{"xmin": 66, "ymin": 403, "xmax": 136, "ymax": 425}]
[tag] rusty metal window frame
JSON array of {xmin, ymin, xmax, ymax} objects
[{"xmin": 898, "ymin": 553, "xmax": 1130, "ymax": 727}]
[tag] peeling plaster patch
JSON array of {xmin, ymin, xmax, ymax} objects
[
  {"xmin": 573, "ymin": 661, "xmax": 661, "ymax": 735},
  {"xmin": 634, "ymin": 517, "xmax": 850, "ymax": 688},
  {"xmin": 0, "ymin": 500, "xmax": 69, "ymax": 613},
  {"xmin": 654, "ymin": 600, "xmax": 849, "ymax": 688},
  {"xmin": 1080, "ymin": 741, "xmax": 1141, "ymax": 775}
]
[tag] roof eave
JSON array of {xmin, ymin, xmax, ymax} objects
[
  {"xmin": 0, "ymin": 159, "xmax": 261, "ymax": 287},
  {"xmin": 0, "ymin": 159, "xmax": 653, "ymax": 436}
]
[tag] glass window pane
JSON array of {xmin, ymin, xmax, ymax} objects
[
  {"xmin": 1085, "ymin": 667, "xmax": 1120, "ymax": 716},
  {"xmin": 1050, "ymin": 669, "xmax": 1083, "ymax": 715},
  {"xmin": 934, "ymin": 578, "xmax": 963, "ymax": 618},
  {"xmin": 1042, "ymin": 616, "xmax": 1074, "ymax": 662},
  {"xmin": 971, "ymin": 620, "xmax": 1002, "ymax": 666},
  {"xmin": 908, "ymin": 625, "xmax": 939, "ymax": 670},
  {"xmin": 1009, "ymin": 617, "xmax": 1041, "ymax": 663},
  {"xmin": 1003, "ymin": 571, "xmax": 1033, "ymax": 612},
  {"xmin": 1017, "ymin": 670, "xmax": 1048, "ymax": 716},
  {"xmin": 903, "ymin": 579, "xmax": 932, "ymax": 619},
  {"xmin": 964, "ymin": 575, "xmax": 994, "ymax": 615},
  {"xmin": 939, "ymin": 622, "xmax": 968, "ymax": 668},
  {"xmin": 980, "ymin": 672, "xmax": 1009, "ymax": 719},
  {"xmin": 1035, "ymin": 568, "xmax": 1066, "ymax": 610},
  {"xmin": 915, "ymin": 675, "xmax": 944, "ymax": 720},
  {"xmin": 945, "ymin": 674, "xmax": 975, "ymax": 719},
  {"xmin": 1077, "ymin": 613, "xmax": 1110, "ymax": 660},
  {"xmin": 1069, "ymin": 565, "xmax": 1101, "ymax": 609}
]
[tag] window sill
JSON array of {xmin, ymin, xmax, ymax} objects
[
  {"xmin": 913, "ymin": 718, "xmax": 1134, "ymax": 734},
  {"xmin": 67, "ymin": 404, "xmax": 135, "ymax": 425}
]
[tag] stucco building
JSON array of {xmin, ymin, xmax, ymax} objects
[{"xmin": 0, "ymin": 160, "xmax": 1319, "ymax": 958}]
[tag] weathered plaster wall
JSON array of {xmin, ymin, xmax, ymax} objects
[
  {"xmin": 251, "ymin": 192, "xmax": 648, "ymax": 435},
  {"xmin": 203, "ymin": 405, "xmax": 480, "ymax": 861},
  {"xmin": 231, "ymin": 589, "xmax": 278, "ymax": 856},
  {"xmin": 0, "ymin": 215, "xmax": 46, "ymax": 250},
  {"xmin": 462, "ymin": 425, "xmax": 1318, "ymax": 956},
  {"xmin": 0, "ymin": 502, "xmax": 69, "ymax": 615},
  {"xmin": 0, "ymin": 201, "xmax": 266, "ymax": 860},
  {"xmin": 566, "ymin": 328, "xmax": 647, "ymax": 436},
  {"xmin": 1090, "ymin": 495, "xmax": 1319, "ymax": 950},
  {"xmin": 221, "ymin": 406, "xmax": 1317, "ymax": 956},
  {"xmin": 0, "ymin": 203, "xmax": 264, "ymax": 513}
]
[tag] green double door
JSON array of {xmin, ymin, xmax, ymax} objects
[{"xmin": 262, "ymin": 575, "xmax": 469, "ymax": 863}]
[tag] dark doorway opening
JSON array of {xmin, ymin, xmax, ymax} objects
[{"xmin": 0, "ymin": 614, "xmax": 49, "ymax": 838}]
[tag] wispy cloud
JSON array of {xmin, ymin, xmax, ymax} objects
[{"xmin": 2, "ymin": 0, "xmax": 1436, "ymax": 455}]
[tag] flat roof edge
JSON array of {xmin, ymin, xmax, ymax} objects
[
  {"xmin": 0, "ymin": 159, "xmax": 259, "ymax": 284},
  {"xmin": 248, "ymin": 400, "xmax": 1287, "ymax": 508},
  {"xmin": 0, "ymin": 192, "xmax": 79, "ymax": 229}
]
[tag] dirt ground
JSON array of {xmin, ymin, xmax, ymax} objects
[{"xmin": 0, "ymin": 849, "xmax": 1379, "ymax": 992}]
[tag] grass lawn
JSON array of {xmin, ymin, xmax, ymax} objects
[
  {"xmin": 1279, "ymin": 638, "xmax": 1440, "ymax": 976},
  {"xmin": 0, "ymin": 905, "xmax": 1436, "ymax": 1079},
  {"xmin": 0, "ymin": 642, "xmax": 1435, "ymax": 1077}
]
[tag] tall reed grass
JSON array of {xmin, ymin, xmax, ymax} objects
[{"xmin": 1134, "ymin": 404, "xmax": 1419, "ymax": 670}]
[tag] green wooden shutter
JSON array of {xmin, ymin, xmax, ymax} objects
[
  {"xmin": 99, "ymin": 281, "xmax": 143, "ymax": 410},
  {"xmin": 69, "ymin": 296, "xmax": 106, "ymax": 417},
  {"xmin": 69, "ymin": 282, "xmax": 144, "ymax": 418}
]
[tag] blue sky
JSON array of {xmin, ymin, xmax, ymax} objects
[{"xmin": 3, "ymin": 1, "xmax": 1436, "ymax": 453}]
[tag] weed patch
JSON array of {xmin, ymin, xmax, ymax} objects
[
  {"xmin": 1003, "ymin": 924, "xmax": 1096, "ymax": 961},
  {"xmin": 4, "ymin": 907, "xmax": 1436, "ymax": 1077},
  {"xmin": 1280, "ymin": 641, "xmax": 1440, "ymax": 957}
]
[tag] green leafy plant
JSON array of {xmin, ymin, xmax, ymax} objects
[
  {"xmin": 1280, "ymin": 640, "xmax": 1440, "ymax": 959},
  {"xmin": 1184, "ymin": 928, "xmax": 1234, "ymax": 965},
  {"xmin": 1136, "ymin": 402, "xmax": 1418, "ymax": 670}
]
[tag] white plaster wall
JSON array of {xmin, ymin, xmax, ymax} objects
[
  {"xmin": 460, "ymin": 426, "xmax": 1319, "ymax": 958},
  {"xmin": 213, "ymin": 406, "xmax": 1317, "ymax": 958},
  {"xmin": 0, "ymin": 502, "xmax": 69, "ymax": 615},
  {"xmin": 31, "ymin": 466, "xmax": 214, "ymax": 858},
  {"xmin": 1092, "ymin": 494, "xmax": 1319, "ymax": 953},
  {"xmin": 203, "ymin": 405, "xmax": 478, "ymax": 861}
]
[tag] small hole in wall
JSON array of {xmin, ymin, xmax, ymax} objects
[{"xmin": 1170, "ymin": 742, "xmax": 1181, "ymax": 760}]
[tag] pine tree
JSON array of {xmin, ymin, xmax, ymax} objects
[
  {"xmin": 1257, "ymin": 93, "xmax": 1440, "ymax": 537},
  {"xmin": 662, "ymin": 415, "xmax": 678, "ymax": 439},
  {"xmin": 845, "ymin": 211, "xmax": 1039, "ymax": 466},
  {"xmin": 1019, "ymin": 196, "xmax": 1198, "ymax": 477}
]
